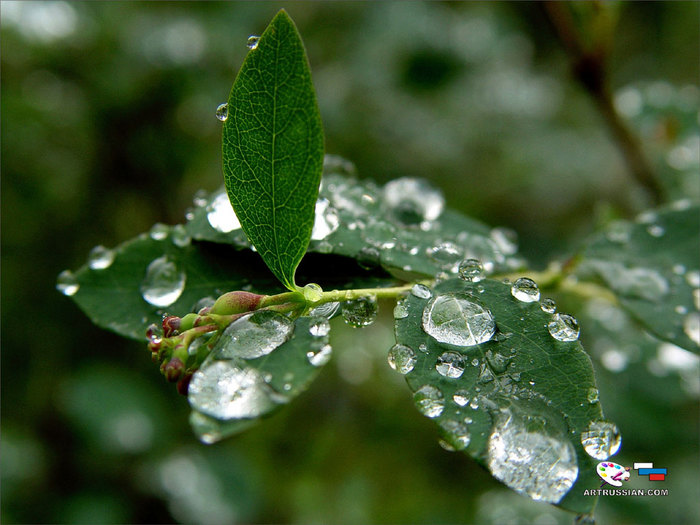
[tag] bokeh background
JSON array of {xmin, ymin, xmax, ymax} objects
[{"xmin": 2, "ymin": 2, "xmax": 698, "ymax": 524}]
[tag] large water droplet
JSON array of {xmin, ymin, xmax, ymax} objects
[
  {"xmin": 303, "ymin": 283, "xmax": 323, "ymax": 304},
  {"xmin": 188, "ymin": 361, "xmax": 276, "ymax": 420},
  {"xmin": 422, "ymin": 293, "xmax": 496, "ymax": 347},
  {"xmin": 214, "ymin": 310, "xmax": 294, "ymax": 360},
  {"xmin": 440, "ymin": 419, "xmax": 470, "ymax": 450},
  {"xmin": 413, "ymin": 385, "xmax": 445, "ymax": 418},
  {"xmin": 308, "ymin": 316, "xmax": 331, "ymax": 338},
  {"xmin": 511, "ymin": 277, "xmax": 540, "ymax": 303},
  {"xmin": 580, "ymin": 421, "xmax": 621, "ymax": 460},
  {"xmin": 411, "ymin": 283, "xmax": 432, "ymax": 299},
  {"xmin": 57, "ymin": 269, "xmax": 79, "ymax": 296},
  {"xmin": 215, "ymin": 103, "xmax": 228, "ymax": 122},
  {"xmin": 140, "ymin": 256, "xmax": 186, "ymax": 307},
  {"xmin": 311, "ymin": 198, "xmax": 340, "ymax": 241},
  {"xmin": 307, "ymin": 344, "xmax": 332, "ymax": 367},
  {"xmin": 487, "ymin": 406, "xmax": 578, "ymax": 504},
  {"xmin": 341, "ymin": 297, "xmax": 378, "ymax": 327},
  {"xmin": 683, "ymin": 312, "xmax": 700, "ymax": 345},
  {"xmin": 387, "ymin": 344, "xmax": 417, "ymax": 374},
  {"xmin": 458, "ymin": 258, "xmax": 484, "ymax": 282},
  {"xmin": 547, "ymin": 313, "xmax": 580, "ymax": 341},
  {"xmin": 246, "ymin": 35, "xmax": 260, "ymax": 50},
  {"xmin": 88, "ymin": 245, "xmax": 115, "ymax": 270},
  {"xmin": 426, "ymin": 242, "xmax": 463, "ymax": 271},
  {"xmin": 435, "ymin": 351, "xmax": 466, "ymax": 378},
  {"xmin": 207, "ymin": 192, "xmax": 241, "ymax": 233},
  {"xmin": 383, "ymin": 177, "xmax": 444, "ymax": 224}
]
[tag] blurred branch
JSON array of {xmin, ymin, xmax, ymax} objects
[{"xmin": 543, "ymin": 1, "xmax": 664, "ymax": 206}]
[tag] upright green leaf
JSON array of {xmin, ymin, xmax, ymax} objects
[{"xmin": 222, "ymin": 10, "xmax": 324, "ymax": 291}]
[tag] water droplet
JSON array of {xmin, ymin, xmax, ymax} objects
[
  {"xmin": 435, "ymin": 351, "xmax": 466, "ymax": 378},
  {"xmin": 511, "ymin": 277, "xmax": 540, "ymax": 303},
  {"xmin": 683, "ymin": 312, "xmax": 700, "ymax": 345},
  {"xmin": 88, "ymin": 245, "xmax": 115, "ymax": 270},
  {"xmin": 540, "ymin": 298, "xmax": 556, "ymax": 314},
  {"xmin": 422, "ymin": 293, "xmax": 496, "ymax": 347},
  {"xmin": 303, "ymin": 283, "xmax": 323, "ymax": 304},
  {"xmin": 458, "ymin": 258, "xmax": 484, "ymax": 282},
  {"xmin": 581, "ymin": 421, "xmax": 621, "ymax": 460},
  {"xmin": 383, "ymin": 177, "xmax": 444, "ymax": 224},
  {"xmin": 673, "ymin": 264, "xmax": 686, "ymax": 275},
  {"xmin": 246, "ymin": 35, "xmax": 260, "ymax": 50},
  {"xmin": 307, "ymin": 344, "xmax": 332, "ymax": 367},
  {"xmin": 587, "ymin": 387, "xmax": 599, "ymax": 404},
  {"xmin": 188, "ymin": 361, "xmax": 277, "ymax": 420},
  {"xmin": 426, "ymin": 242, "xmax": 463, "ymax": 271},
  {"xmin": 547, "ymin": 313, "xmax": 580, "ymax": 341},
  {"xmin": 387, "ymin": 344, "xmax": 417, "ymax": 374},
  {"xmin": 214, "ymin": 310, "xmax": 294, "ymax": 360},
  {"xmin": 411, "ymin": 283, "xmax": 432, "ymax": 299},
  {"xmin": 477, "ymin": 363, "xmax": 495, "ymax": 384},
  {"xmin": 171, "ymin": 224, "xmax": 191, "ymax": 248},
  {"xmin": 490, "ymin": 227, "xmax": 518, "ymax": 255},
  {"xmin": 453, "ymin": 390, "xmax": 470, "ymax": 406},
  {"xmin": 215, "ymin": 103, "xmax": 228, "ymax": 122},
  {"xmin": 413, "ymin": 385, "xmax": 444, "ymax": 418},
  {"xmin": 140, "ymin": 256, "xmax": 186, "ymax": 307},
  {"xmin": 393, "ymin": 302, "xmax": 409, "ymax": 320},
  {"xmin": 150, "ymin": 223, "xmax": 169, "ymax": 240},
  {"xmin": 309, "ymin": 301, "xmax": 340, "ymax": 319},
  {"xmin": 488, "ymin": 406, "xmax": 578, "ymax": 504},
  {"xmin": 686, "ymin": 270, "xmax": 700, "ymax": 287},
  {"xmin": 311, "ymin": 198, "xmax": 339, "ymax": 240},
  {"xmin": 646, "ymin": 224, "xmax": 665, "ymax": 237},
  {"xmin": 207, "ymin": 192, "xmax": 241, "ymax": 233},
  {"xmin": 341, "ymin": 296, "xmax": 378, "ymax": 327},
  {"xmin": 56, "ymin": 269, "xmax": 79, "ymax": 296},
  {"xmin": 605, "ymin": 220, "xmax": 632, "ymax": 244},
  {"xmin": 440, "ymin": 419, "xmax": 470, "ymax": 450}
]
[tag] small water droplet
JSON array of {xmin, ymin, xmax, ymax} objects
[
  {"xmin": 383, "ymin": 177, "xmax": 444, "ymax": 224},
  {"xmin": 581, "ymin": 421, "xmax": 621, "ymax": 460},
  {"xmin": 188, "ymin": 361, "xmax": 277, "ymax": 420},
  {"xmin": 605, "ymin": 220, "xmax": 632, "ymax": 243},
  {"xmin": 477, "ymin": 364, "xmax": 495, "ymax": 384},
  {"xmin": 547, "ymin": 313, "xmax": 580, "ymax": 341},
  {"xmin": 88, "ymin": 245, "xmax": 115, "ymax": 270},
  {"xmin": 673, "ymin": 264, "xmax": 686, "ymax": 275},
  {"xmin": 422, "ymin": 293, "xmax": 496, "ymax": 347},
  {"xmin": 426, "ymin": 242, "xmax": 463, "ymax": 271},
  {"xmin": 215, "ymin": 310, "xmax": 294, "ymax": 360},
  {"xmin": 490, "ymin": 227, "xmax": 518, "ymax": 255},
  {"xmin": 646, "ymin": 224, "xmax": 665, "ymax": 237},
  {"xmin": 140, "ymin": 256, "xmax": 186, "ymax": 307},
  {"xmin": 458, "ymin": 258, "xmax": 484, "ymax": 282},
  {"xmin": 393, "ymin": 302, "xmax": 409, "ymax": 319},
  {"xmin": 411, "ymin": 283, "xmax": 432, "ymax": 299},
  {"xmin": 309, "ymin": 301, "xmax": 340, "ymax": 319},
  {"xmin": 150, "ymin": 223, "xmax": 169, "ymax": 240},
  {"xmin": 246, "ymin": 35, "xmax": 260, "ymax": 50},
  {"xmin": 308, "ymin": 316, "xmax": 330, "ymax": 337},
  {"xmin": 215, "ymin": 103, "xmax": 228, "ymax": 122},
  {"xmin": 413, "ymin": 385, "xmax": 444, "ymax": 418},
  {"xmin": 453, "ymin": 390, "xmax": 470, "ymax": 406},
  {"xmin": 511, "ymin": 277, "xmax": 540, "ymax": 303},
  {"xmin": 311, "ymin": 198, "xmax": 340, "ymax": 241},
  {"xmin": 207, "ymin": 192, "xmax": 241, "ymax": 233},
  {"xmin": 388, "ymin": 344, "xmax": 417, "ymax": 374},
  {"xmin": 341, "ymin": 296, "xmax": 378, "ymax": 327},
  {"xmin": 683, "ymin": 312, "xmax": 700, "ymax": 345},
  {"xmin": 440, "ymin": 419, "xmax": 470, "ymax": 450},
  {"xmin": 587, "ymin": 387, "xmax": 599, "ymax": 404},
  {"xmin": 171, "ymin": 224, "xmax": 191, "ymax": 248},
  {"xmin": 307, "ymin": 344, "xmax": 332, "ymax": 367},
  {"xmin": 540, "ymin": 298, "xmax": 556, "ymax": 314},
  {"xmin": 686, "ymin": 270, "xmax": 700, "ymax": 288},
  {"xmin": 57, "ymin": 269, "xmax": 79, "ymax": 296},
  {"xmin": 303, "ymin": 283, "xmax": 324, "ymax": 304},
  {"xmin": 435, "ymin": 351, "xmax": 466, "ymax": 378}
]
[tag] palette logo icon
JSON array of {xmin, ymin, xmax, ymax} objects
[
  {"xmin": 596, "ymin": 461, "xmax": 631, "ymax": 487},
  {"xmin": 634, "ymin": 463, "xmax": 667, "ymax": 481}
]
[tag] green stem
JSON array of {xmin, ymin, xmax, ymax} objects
[{"xmin": 313, "ymin": 280, "xmax": 433, "ymax": 305}]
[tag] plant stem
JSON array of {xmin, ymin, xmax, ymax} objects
[{"xmin": 313, "ymin": 281, "xmax": 433, "ymax": 305}]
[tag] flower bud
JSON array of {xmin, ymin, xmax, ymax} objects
[
  {"xmin": 162, "ymin": 316, "xmax": 181, "ymax": 337},
  {"xmin": 210, "ymin": 291, "xmax": 265, "ymax": 315},
  {"xmin": 163, "ymin": 357, "xmax": 184, "ymax": 382},
  {"xmin": 179, "ymin": 313, "xmax": 198, "ymax": 332}
]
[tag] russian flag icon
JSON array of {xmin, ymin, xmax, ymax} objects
[{"xmin": 634, "ymin": 463, "xmax": 667, "ymax": 481}]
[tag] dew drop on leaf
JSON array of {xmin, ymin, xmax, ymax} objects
[
  {"xmin": 458, "ymin": 258, "xmax": 484, "ymax": 282},
  {"xmin": 383, "ymin": 177, "xmax": 444, "ymax": 224},
  {"xmin": 308, "ymin": 316, "xmax": 330, "ymax": 337},
  {"xmin": 540, "ymin": 298, "xmax": 556, "ymax": 314},
  {"xmin": 547, "ymin": 313, "xmax": 580, "ymax": 342},
  {"xmin": 88, "ymin": 245, "xmax": 115, "ymax": 270},
  {"xmin": 341, "ymin": 296, "xmax": 378, "ymax": 327},
  {"xmin": 140, "ymin": 256, "xmax": 185, "ymax": 307},
  {"xmin": 686, "ymin": 270, "xmax": 700, "ymax": 288},
  {"xmin": 422, "ymin": 293, "xmax": 496, "ymax": 347},
  {"xmin": 435, "ymin": 351, "xmax": 466, "ymax": 378},
  {"xmin": 426, "ymin": 242, "xmax": 463, "ymax": 271},
  {"xmin": 246, "ymin": 35, "xmax": 260, "ymax": 50},
  {"xmin": 215, "ymin": 103, "xmax": 228, "ymax": 122},
  {"xmin": 413, "ymin": 384, "xmax": 445, "ymax": 418},
  {"xmin": 511, "ymin": 277, "xmax": 540, "ymax": 303},
  {"xmin": 646, "ymin": 224, "xmax": 665, "ymax": 237},
  {"xmin": 453, "ymin": 389, "xmax": 470, "ymax": 406},
  {"xmin": 207, "ymin": 192, "xmax": 241, "ymax": 233},
  {"xmin": 149, "ymin": 223, "xmax": 169, "ymax": 241},
  {"xmin": 57, "ymin": 269, "xmax": 79, "ymax": 296},
  {"xmin": 411, "ymin": 283, "xmax": 432, "ymax": 299},
  {"xmin": 188, "ymin": 361, "xmax": 277, "ymax": 420},
  {"xmin": 393, "ymin": 301, "xmax": 409, "ymax": 320},
  {"xmin": 215, "ymin": 310, "xmax": 294, "ymax": 360},
  {"xmin": 683, "ymin": 312, "xmax": 700, "ymax": 345},
  {"xmin": 171, "ymin": 224, "xmax": 191, "ymax": 248},
  {"xmin": 311, "ymin": 198, "xmax": 340, "ymax": 240},
  {"xmin": 587, "ymin": 387, "xmax": 600, "ymax": 404},
  {"xmin": 387, "ymin": 344, "xmax": 417, "ymax": 374},
  {"xmin": 580, "ymin": 420, "xmax": 621, "ymax": 460},
  {"xmin": 440, "ymin": 419, "xmax": 470, "ymax": 450},
  {"xmin": 307, "ymin": 344, "xmax": 332, "ymax": 367}
]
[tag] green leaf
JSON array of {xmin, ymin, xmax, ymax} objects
[
  {"xmin": 188, "ymin": 314, "xmax": 331, "ymax": 443},
  {"xmin": 222, "ymin": 9, "xmax": 324, "ymax": 291},
  {"xmin": 577, "ymin": 201, "xmax": 700, "ymax": 352},
  {"xmin": 393, "ymin": 278, "xmax": 607, "ymax": 514}
]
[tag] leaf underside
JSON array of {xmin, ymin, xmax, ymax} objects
[{"xmin": 222, "ymin": 9, "xmax": 324, "ymax": 291}]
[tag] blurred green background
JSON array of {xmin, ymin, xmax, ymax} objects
[{"xmin": 2, "ymin": 1, "xmax": 698, "ymax": 524}]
